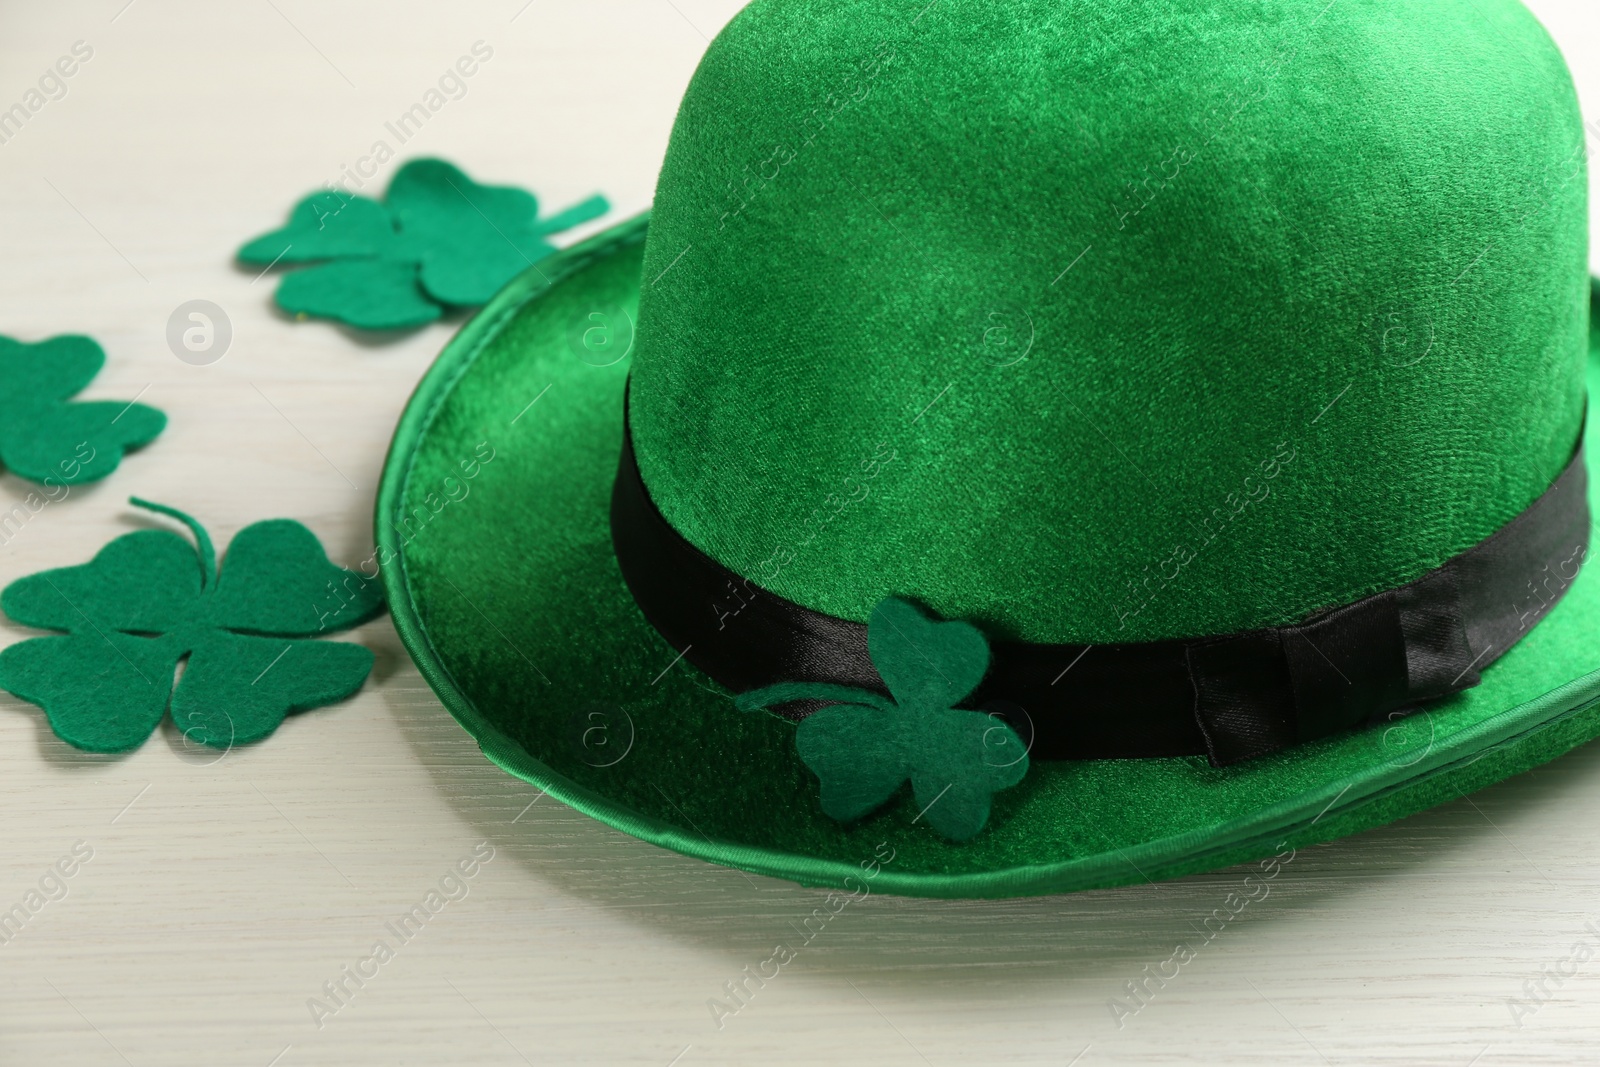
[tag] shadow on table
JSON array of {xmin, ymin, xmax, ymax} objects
[{"xmin": 380, "ymin": 670, "xmax": 1600, "ymax": 998}]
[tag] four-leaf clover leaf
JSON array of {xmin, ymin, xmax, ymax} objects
[
  {"xmin": 737, "ymin": 597, "xmax": 1030, "ymax": 840},
  {"xmin": 0, "ymin": 498, "xmax": 384, "ymax": 753},
  {"xmin": 0, "ymin": 334, "xmax": 165, "ymax": 485},
  {"xmin": 237, "ymin": 158, "xmax": 610, "ymax": 330}
]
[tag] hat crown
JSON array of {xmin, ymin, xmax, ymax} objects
[{"xmin": 629, "ymin": 0, "xmax": 1589, "ymax": 644}]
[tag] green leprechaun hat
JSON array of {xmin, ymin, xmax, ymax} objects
[{"xmin": 377, "ymin": 0, "xmax": 1598, "ymax": 897}]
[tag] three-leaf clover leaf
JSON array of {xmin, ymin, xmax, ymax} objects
[
  {"xmin": 737, "ymin": 597, "xmax": 1029, "ymax": 841},
  {"xmin": 0, "ymin": 334, "xmax": 165, "ymax": 485},
  {"xmin": 0, "ymin": 498, "xmax": 385, "ymax": 753},
  {"xmin": 237, "ymin": 158, "xmax": 610, "ymax": 330}
]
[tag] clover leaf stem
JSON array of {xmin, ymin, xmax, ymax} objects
[
  {"xmin": 129, "ymin": 497, "xmax": 217, "ymax": 590},
  {"xmin": 735, "ymin": 682, "xmax": 898, "ymax": 715}
]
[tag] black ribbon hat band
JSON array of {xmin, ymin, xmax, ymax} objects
[{"xmin": 611, "ymin": 399, "xmax": 1590, "ymax": 767}]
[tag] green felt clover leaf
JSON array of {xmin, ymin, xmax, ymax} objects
[
  {"xmin": 237, "ymin": 159, "xmax": 610, "ymax": 330},
  {"xmin": 0, "ymin": 334, "xmax": 165, "ymax": 485},
  {"xmin": 0, "ymin": 498, "xmax": 385, "ymax": 753},
  {"xmin": 736, "ymin": 597, "xmax": 1029, "ymax": 841}
]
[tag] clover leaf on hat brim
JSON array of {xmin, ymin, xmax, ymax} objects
[{"xmin": 738, "ymin": 597, "xmax": 1030, "ymax": 842}]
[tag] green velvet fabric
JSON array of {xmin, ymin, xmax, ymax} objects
[
  {"xmin": 0, "ymin": 499, "xmax": 383, "ymax": 753},
  {"xmin": 631, "ymin": 0, "xmax": 1590, "ymax": 645},
  {"xmin": 738, "ymin": 596, "xmax": 1028, "ymax": 841},
  {"xmin": 377, "ymin": 215, "xmax": 1600, "ymax": 896}
]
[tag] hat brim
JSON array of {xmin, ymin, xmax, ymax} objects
[{"xmin": 377, "ymin": 214, "xmax": 1600, "ymax": 898}]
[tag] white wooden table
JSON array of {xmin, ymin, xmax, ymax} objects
[{"xmin": 1, "ymin": 2, "xmax": 1597, "ymax": 1064}]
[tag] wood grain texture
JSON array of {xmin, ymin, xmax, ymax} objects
[{"xmin": 0, "ymin": 2, "xmax": 1597, "ymax": 1064}]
